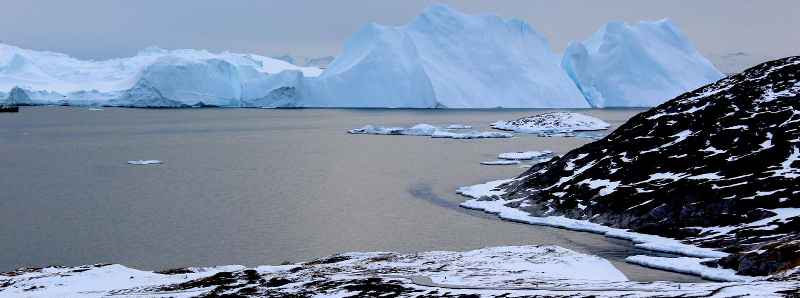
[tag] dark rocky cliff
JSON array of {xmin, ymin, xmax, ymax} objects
[{"xmin": 496, "ymin": 57, "xmax": 800, "ymax": 276}]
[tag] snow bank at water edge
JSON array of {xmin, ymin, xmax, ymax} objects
[
  {"xmin": 625, "ymin": 255, "xmax": 753, "ymax": 282},
  {"xmin": 457, "ymin": 179, "xmax": 728, "ymax": 260}
]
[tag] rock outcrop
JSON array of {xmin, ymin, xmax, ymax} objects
[{"xmin": 490, "ymin": 57, "xmax": 800, "ymax": 276}]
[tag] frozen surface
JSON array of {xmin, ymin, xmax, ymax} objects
[
  {"xmin": 491, "ymin": 112, "xmax": 610, "ymax": 133},
  {"xmin": 562, "ymin": 20, "xmax": 723, "ymax": 107}
]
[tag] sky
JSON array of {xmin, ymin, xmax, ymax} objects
[{"xmin": 2, "ymin": 0, "xmax": 798, "ymax": 60}]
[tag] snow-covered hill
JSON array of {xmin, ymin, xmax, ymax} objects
[
  {"xmin": 463, "ymin": 57, "xmax": 800, "ymax": 277},
  {"xmin": 562, "ymin": 20, "xmax": 723, "ymax": 107}
]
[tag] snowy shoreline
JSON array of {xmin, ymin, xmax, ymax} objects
[
  {"xmin": 2, "ymin": 245, "xmax": 797, "ymax": 297},
  {"xmin": 455, "ymin": 179, "xmax": 748, "ymax": 281}
]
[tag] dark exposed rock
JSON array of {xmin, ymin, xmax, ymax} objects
[{"xmin": 494, "ymin": 56, "xmax": 800, "ymax": 276}]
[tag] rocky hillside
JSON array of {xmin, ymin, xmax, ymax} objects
[{"xmin": 494, "ymin": 56, "xmax": 800, "ymax": 276}]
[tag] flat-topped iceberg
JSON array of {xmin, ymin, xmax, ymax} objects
[
  {"xmin": 303, "ymin": 4, "xmax": 587, "ymax": 108},
  {"xmin": 348, "ymin": 124, "xmax": 512, "ymax": 139},
  {"xmin": 562, "ymin": 19, "xmax": 723, "ymax": 107},
  {"xmin": 491, "ymin": 112, "xmax": 610, "ymax": 133}
]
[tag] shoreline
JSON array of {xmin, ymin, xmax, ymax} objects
[{"xmin": 455, "ymin": 178, "xmax": 751, "ymax": 282}]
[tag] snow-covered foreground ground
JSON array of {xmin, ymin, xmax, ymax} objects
[{"xmin": 2, "ymin": 245, "xmax": 796, "ymax": 297}]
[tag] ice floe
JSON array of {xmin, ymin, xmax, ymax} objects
[
  {"xmin": 127, "ymin": 160, "xmax": 163, "ymax": 165},
  {"xmin": 446, "ymin": 124, "xmax": 472, "ymax": 129},
  {"xmin": 348, "ymin": 124, "xmax": 512, "ymax": 139},
  {"xmin": 498, "ymin": 150, "xmax": 553, "ymax": 160},
  {"xmin": 481, "ymin": 160, "xmax": 521, "ymax": 166},
  {"xmin": 491, "ymin": 112, "xmax": 610, "ymax": 134}
]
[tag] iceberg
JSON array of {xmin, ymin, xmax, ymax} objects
[
  {"xmin": 491, "ymin": 112, "xmax": 610, "ymax": 133},
  {"xmin": 0, "ymin": 6, "xmax": 725, "ymax": 109},
  {"xmin": 0, "ymin": 43, "xmax": 321, "ymax": 107},
  {"xmin": 302, "ymin": 4, "xmax": 588, "ymax": 108},
  {"xmin": 562, "ymin": 19, "xmax": 724, "ymax": 107}
]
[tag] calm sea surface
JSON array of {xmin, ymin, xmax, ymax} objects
[{"xmin": 0, "ymin": 107, "xmax": 702, "ymax": 282}]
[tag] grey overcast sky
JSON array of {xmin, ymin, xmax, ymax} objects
[{"xmin": 2, "ymin": 0, "xmax": 798, "ymax": 60}]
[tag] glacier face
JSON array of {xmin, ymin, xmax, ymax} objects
[
  {"xmin": 562, "ymin": 20, "xmax": 723, "ymax": 108},
  {"xmin": 304, "ymin": 4, "xmax": 588, "ymax": 108},
  {"xmin": 1, "ymin": 6, "xmax": 725, "ymax": 108}
]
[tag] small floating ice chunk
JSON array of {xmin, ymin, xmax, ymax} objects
[
  {"xmin": 88, "ymin": 107, "xmax": 104, "ymax": 111},
  {"xmin": 446, "ymin": 124, "xmax": 472, "ymax": 129},
  {"xmin": 492, "ymin": 112, "xmax": 610, "ymax": 134},
  {"xmin": 127, "ymin": 160, "xmax": 163, "ymax": 165},
  {"xmin": 481, "ymin": 160, "xmax": 521, "ymax": 166},
  {"xmin": 498, "ymin": 150, "xmax": 553, "ymax": 160}
]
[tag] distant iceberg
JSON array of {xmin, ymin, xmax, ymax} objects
[
  {"xmin": 562, "ymin": 20, "xmax": 723, "ymax": 107},
  {"xmin": 0, "ymin": 6, "xmax": 724, "ymax": 109},
  {"xmin": 0, "ymin": 43, "xmax": 321, "ymax": 107},
  {"xmin": 303, "ymin": 4, "xmax": 588, "ymax": 108}
]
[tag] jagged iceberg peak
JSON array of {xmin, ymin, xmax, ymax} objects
[
  {"xmin": 409, "ymin": 4, "xmax": 550, "ymax": 50},
  {"xmin": 310, "ymin": 4, "xmax": 587, "ymax": 108},
  {"xmin": 562, "ymin": 19, "xmax": 723, "ymax": 108}
]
